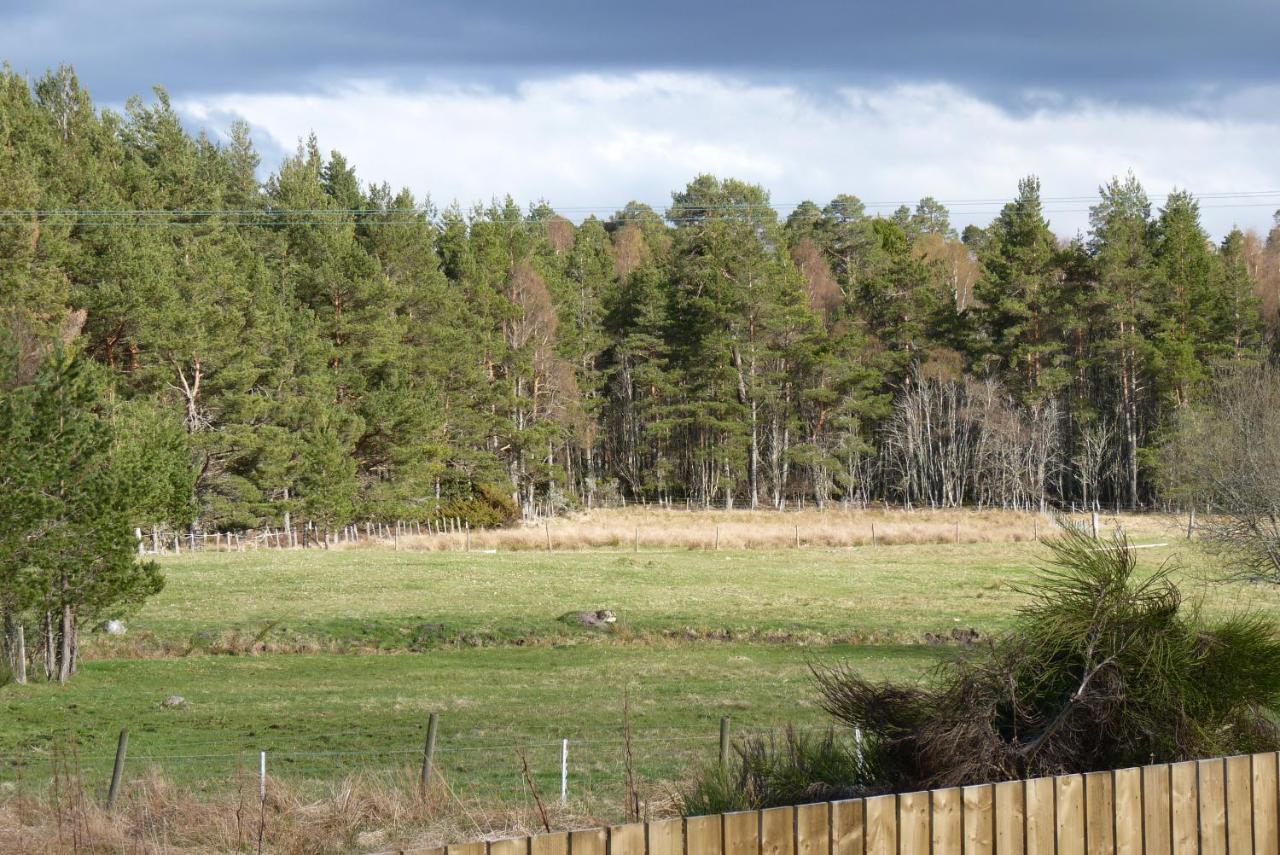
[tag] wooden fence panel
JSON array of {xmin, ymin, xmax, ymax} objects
[
  {"xmin": 795, "ymin": 802, "xmax": 830, "ymax": 855},
  {"xmin": 931, "ymin": 787, "xmax": 962, "ymax": 855},
  {"xmin": 1201, "ymin": 758, "xmax": 1229, "ymax": 855},
  {"xmin": 1171, "ymin": 761, "xmax": 1199, "ymax": 855},
  {"xmin": 995, "ymin": 780, "xmax": 1025, "ymax": 855},
  {"xmin": 1253, "ymin": 753, "xmax": 1279, "ymax": 855},
  {"xmin": 649, "ymin": 819, "xmax": 683, "ymax": 855},
  {"xmin": 1228, "ymin": 755, "xmax": 1254, "ymax": 855},
  {"xmin": 864, "ymin": 794, "xmax": 897, "ymax": 855},
  {"xmin": 611, "ymin": 823, "xmax": 646, "ymax": 855},
  {"xmin": 571, "ymin": 828, "xmax": 607, "ymax": 855},
  {"xmin": 1056, "ymin": 775, "xmax": 1085, "ymax": 855},
  {"xmin": 1144, "ymin": 763, "xmax": 1173, "ymax": 855},
  {"xmin": 761, "ymin": 807, "xmax": 795, "ymax": 855},
  {"xmin": 490, "ymin": 838, "xmax": 528, "ymax": 855},
  {"xmin": 446, "ymin": 843, "xmax": 485, "ymax": 855},
  {"xmin": 1025, "ymin": 776, "xmax": 1055, "ymax": 855},
  {"xmin": 1114, "ymin": 768, "xmax": 1143, "ymax": 855},
  {"xmin": 963, "ymin": 784, "xmax": 995, "ymax": 855},
  {"xmin": 831, "ymin": 799, "xmax": 865, "ymax": 855},
  {"xmin": 1084, "ymin": 772, "xmax": 1114, "ymax": 855},
  {"xmin": 530, "ymin": 832, "xmax": 566, "ymax": 855},
  {"xmin": 900, "ymin": 791, "xmax": 931, "ymax": 855},
  {"xmin": 724, "ymin": 811, "xmax": 760, "ymax": 855},
  {"xmin": 687, "ymin": 815, "xmax": 724, "ymax": 855}
]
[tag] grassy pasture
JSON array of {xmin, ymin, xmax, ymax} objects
[{"xmin": 3, "ymin": 510, "xmax": 1274, "ymax": 808}]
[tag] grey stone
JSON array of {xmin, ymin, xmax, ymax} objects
[{"xmin": 559, "ymin": 609, "xmax": 618, "ymax": 629}]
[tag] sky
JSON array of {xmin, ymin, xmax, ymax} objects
[{"xmin": 4, "ymin": 0, "xmax": 1280, "ymax": 237}]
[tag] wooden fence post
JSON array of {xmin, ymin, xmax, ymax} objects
[
  {"xmin": 1187, "ymin": 507, "xmax": 1195, "ymax": 540},
  {"xmin": 106, "ymin": 728, "xmax": 128, "ymax": 809},
  {"xmin": 546, "ymin": 522, "xmax": 552, "ymax": 552},
  {"xmin": 720, "ymin": 716, "xmax": 731, "ymax": 765},
  {"xmin": 13, "ymin": 625, "xmax": 26, "ymax": 684},
  {"xmin": 421, "ymin": 712, "xmax": 440, "ymax": 794},
  {"xmin": 1091, "ymin": 512, "xmax": 1100, "ymax": 539}
]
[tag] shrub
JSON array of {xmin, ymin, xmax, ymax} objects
[
  {"xmin": 438, "ymin": 482, "xmax": 521, "ymax": 529},
  {"xmin": 684, "ymin": 522, "xmax": 1280, "ymax": 810},
  {"xmin": 682, "ymin": 726, "xmax": 875, "ymax": 815},
  {"xmin": 818, "ymin": 522, "xmax": 1280, "ymax": 791}
]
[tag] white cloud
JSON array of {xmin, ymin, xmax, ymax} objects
[{"xmin": 179, "ymin": 73, "xmax": 1280, "ymax": 238}]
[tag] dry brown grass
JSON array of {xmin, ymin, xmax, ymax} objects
[
  {"xmin": 0, "ymin": 765, "xmax": 661, "ymax": 854},
  {"xmin": 373, "ymin": 508, "xmax": 1174, "ymax": 554}
]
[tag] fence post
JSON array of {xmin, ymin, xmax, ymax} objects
[
  {"xmin": 546, "ymin": 521, "xmax": 552, "ymax": 552},
  {"xmin": 420, "ymin": 712, "xmax": 439, "ymax": 793},
  {"xmin": 1187, "ymin": 507, "xmax": 1195, "ymax": 540},
  {"xmin": 106, "ymin": 728, "xmax": 128, "ymax": 809},
  {"xmin": 561, "ymin": 738, "xmax": 569, "ymax": 803},
  {"xmin": 871, "ymin": 522, "xmax": 877, "ymax": 547},
  {"xmin": 714, "ymin": 526, "xmax": 720, "ymax": 551},
  {"xmin": 719, "ymin": 716, "xmax": 731, "ymax": 765},
  {"xmin": 465, "ymin": 523, "xmax": 470, "ymax": 552},
  {"xmin": 795, "ymin": 525, "xmax": 800, "ymax": 548},
  {"xmin": 634, "ymin": 526, "xmax": 640, "ymax": 553},
  {"xmin": 1091, "ymin": 512, "xmax": 1100, "ymax": 539},
  {"xmin": 259, "ymin": 750, "xmax": 267, "ymax": 800}
]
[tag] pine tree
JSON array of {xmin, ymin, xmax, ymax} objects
[
  {"xmin": 973, "ymin": 177, "xmax": 1069, "ymax": 404},
  {"xmin": 0, "ymin": 349, "xmax": 164, "ymax": 683},
  {"xmin": 1089, "ymin": 173, "xmax": 1161, "ymax": 505}
]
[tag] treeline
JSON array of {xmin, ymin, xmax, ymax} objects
[{"xmin": 5, "ymin": 66, "xmax": 1280, "ymax": 531}]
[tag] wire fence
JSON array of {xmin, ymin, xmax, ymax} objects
[{"xmin": 0, "ymin": 721, "xmax": 836, "ymax": 805}]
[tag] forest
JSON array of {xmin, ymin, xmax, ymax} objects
[{"xmin": 5, "ymin": 66, "xmax": 1280, "ymax": 533}]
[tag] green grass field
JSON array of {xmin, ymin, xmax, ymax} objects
[{"xmin": 3, "ymin": 534, "xmax": 1274, "ymax": 803}]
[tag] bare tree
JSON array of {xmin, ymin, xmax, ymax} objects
[
  {"xmin": 1164, "ymin": 362, "xmax": 1280, "ymax": 581},
  {"xmin": 1075, "ymin": 418, "xmax": 1116, "ymax": 511}
]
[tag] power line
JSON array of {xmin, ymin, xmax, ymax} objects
[{"xmin": 1, "ymin": 189, "xmax": 1278, "ymax": 218}]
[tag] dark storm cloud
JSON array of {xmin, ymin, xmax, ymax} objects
[{"xmin": 3, "ymin": 0, "xmax": 1278, "ymax": 106}]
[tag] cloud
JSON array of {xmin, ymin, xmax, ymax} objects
[
  {"xmin": 5, "ymin": 1, "xmax": 1278, "ymax": 108},
  {"xmin": 178, "ymin": 73, "xmax": 1280, "ymax": 238}
]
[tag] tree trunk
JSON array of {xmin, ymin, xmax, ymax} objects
[
  {"xmin": 14, "ymin": 624, "xmax": 25, "ymax": 684},
  {"xmin": 58, "ymin": 604, "xmax": 72, "ymax": 684},
  {"xmin": 44, "ymin": 611, "xmax": 55, "ymax": 680}
]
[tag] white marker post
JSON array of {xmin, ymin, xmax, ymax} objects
[
  {"xmin": 259, "ymin": 751, "xmax": 267, "ymax": 800},
  {"xmin": 560, "ymin": 739, "xmax": 568, "ymax": 803}
]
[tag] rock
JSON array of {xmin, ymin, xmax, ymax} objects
[
  {"xmin": 922, "ymin": 628, "xmax": 981, "ymax": 645},
  {"xmin": 355, "ymin": 829, "xmax": 387, "ymax": 849},
  {"xmin": 559, "ymin": 609, "xmax": 617, "ymax": 629},
  {"xmin": 161, "ymin": 695, "xmax": 186, "ymax": 709},
  {"xmin": 104, "ymin": 619, "xmax": 126, "ymax": 636}
]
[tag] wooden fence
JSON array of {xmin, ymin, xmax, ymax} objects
[{"xmin": 378, "ymin": 752, "xmax": 1280, "ymax": 855}]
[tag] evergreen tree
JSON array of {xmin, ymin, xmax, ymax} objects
[{"xmin": 0, "ymin": 349, "xmax": 163, "ymax": 683}]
